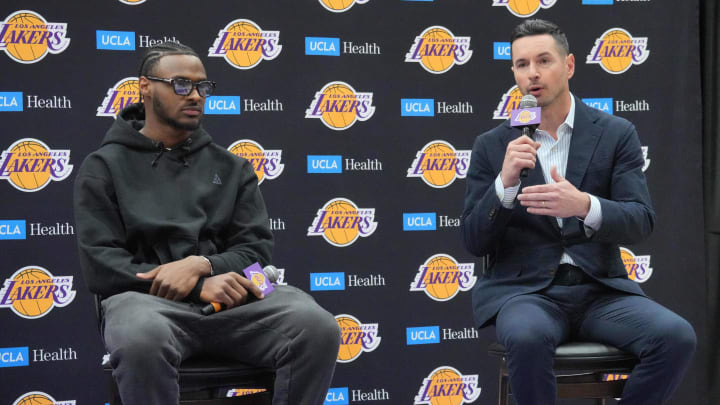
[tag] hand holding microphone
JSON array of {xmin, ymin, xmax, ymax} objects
[
  {"xmin": 510, "ymin": 95, "xmax": 541, "ymax": 178},
  {"xmin": 501, "ymin": 95, "xmax": 542, "ymax": 187},
  {"xmin": 200, "ymin": 264, "xmax": 279, "ymax": 315}
]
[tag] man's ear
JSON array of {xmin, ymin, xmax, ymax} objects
[{"xmin": 138, "ymin": 76, "xmax": 151, "ymax": 99}]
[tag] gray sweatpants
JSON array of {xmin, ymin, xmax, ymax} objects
[{"xmin": 101, "ymin": 285, "xmax": 341, "ymax": 405}]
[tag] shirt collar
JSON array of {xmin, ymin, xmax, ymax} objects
[{"xmin": 564, "ymin": 93, "xmax": 575, "ymax": 131}]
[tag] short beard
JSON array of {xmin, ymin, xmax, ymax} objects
[{"xmin": 152, "ymin": 96, "xmax": 201, "ymax": 132}]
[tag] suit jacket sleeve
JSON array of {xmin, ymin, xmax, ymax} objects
[
  {"xmin": 590, "ymin": 121, "xmax": 656, "ymax": 244},
  {"xmin": 461, "ymin": 132, "xmax": 513, "ymax": 257}
]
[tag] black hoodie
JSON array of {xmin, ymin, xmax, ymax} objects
[{"xmin": 74, "ymin": 103, "xmax": 273, "ymax": 301}]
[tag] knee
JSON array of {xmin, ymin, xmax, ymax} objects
[
  {"xmin": 104, "ymin": 313, "xmax": 179, "ymax": 367},
  {"xmin": 289, "ymin": 305, "xmax": 340, "ymax": 354},
  {"xmin": 648, "ymin": 317, "xmax": 697, "ymax": 359},
  {"xmin": 663, "ymin": 318, "xmax": 697, "ymax": 356},
  {"xmin": 502, "ymin": 327, "xmax": 556, "ymax": 356}
]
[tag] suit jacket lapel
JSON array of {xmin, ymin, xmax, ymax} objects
[{"xmin": 565, "ymin": 98, "xmax": 602, "ymax": 189}]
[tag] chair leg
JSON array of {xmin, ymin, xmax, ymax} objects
[{"xmin": 499, "ymin": 372, "xmax": 509, "ymax": 405}]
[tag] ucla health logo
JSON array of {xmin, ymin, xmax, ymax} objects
[
  {"xmin": 306, "ymin": 81, "xmax": 375, "ymax": 130},
  {"xmin": 0, "ymin": 220, "xmax": 26, "ymax": 240},
  {"xmin": 205, "ymin": 96, "xmax": 241, "ymax": 115},
  {"xmin": 96, "ymin": 30, "xmax": 135, "ymax": 50},
  {"xmin": 13, "ymin": 392, "xmax": 75, "ymax": 405},
  {"xmin": 325, "ymin": 387, "xmax": 349, "ymax": 404},
  {"xmin": 308, "ymin": 155, "xmax": 342, "ymax": 173},
  {"xmin": 209, "ymin": 19, "xmax": 281, "ymax": 70},
  {"xmin": 0, "ymin": 139, "xmax": 73, "ymax": 192},
  {"xmin": 97, "ymin": 77, "xmax": 140, "ymax": 118},
  {"xmin": 402, "ymin": 99, "xmax": 434, "ymax": 117},
  {"xmin": 310, "ymin": 272, "xmax": 345, "ymax": 291},
  {"xmin": 493, "ymin": 42, "xmax": 511, "ymax": 60},
  {"xmin": 410, "ymin": 254, "xmax": 476, "ymax": 301},
  {"xmin": 620, "ymin": 247, "xmax": 652, "ymax": 283},
  {"xmin": 0, "ymin": 347, "xmax": 29, "ymax": 367},
  {"xmin": 493, "ymin": 85, "xmax": 523, "ymax": 120},
  {"xmin": 319, "ymin": 0, "xmax": 369, "ymax": 13},
  {"xmin": 0, "ymin": 92, "xmax": 23, "ymax": 112},
  {"xmin": 583, "ymin": 98, "xmax": 613, "ymax": 115},
  {"xmin": 587, "ymin": 28, "xmax": 649, "ymax": 74},
  {"xmin": 306, "ymin": 37, "xmax": 340, "ymax": 56},
  {"xmin": 308, "ymin": 198, "xmax": 377, "ymax": 247},
  {"xmin": 335, "ymin": 314, "xmax": 381, "ymax": 363},
  {"xmin": 0, "ymin": 10, "xmax": 70, "ymax": 64},
  {"xmin": 0, "ymin": 266, "xmax": 76, "ymax": 319},
  {"xmin": 407, "ymin": 141, "xmax": 470, "ymax": 188},
  {"xmin": 407, "ymin": 326, "xmax": 440, "ymax": 345},
  {"xmin": 228, "ymin": 140, "xmax": 283, "ymax": 184},
  {"xmin": 406, "ymin": 26, "xmax": 472, "ymax": 74},
  {"xmin": 492, "ymin": 0, "xmax": 556, "ymax": 18},
  {"xmin": 415, "ymin": 366, "xmax": 481, "ymax": 404},
  {"xmin": 642, "ymin": 146, "xmax": 650, "ymax": 172}
]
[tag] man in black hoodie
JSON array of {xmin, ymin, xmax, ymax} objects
[{"xmin": 74, "ymin": 42, "xmax": 341, "ymax": 405}]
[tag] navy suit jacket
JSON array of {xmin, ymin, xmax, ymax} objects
[{"xmin": 461, "ymin": 97, "xmax": 655, "ymax": 328}]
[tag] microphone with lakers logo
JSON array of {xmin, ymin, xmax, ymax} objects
[
  {"xmin": 510, "ymin": 94, "xmax": 541, "ymax": 178},
  {"xmin": 201, "ymin": 263, "xmax": 279, "ymax": 315}
]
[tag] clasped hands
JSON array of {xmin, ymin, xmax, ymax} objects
[
  {"xmin": 136, "ymin": 255, "xmax": 264, "ymax": 308},
  {"xmin": 501, "ymin": 135, "xmax": 590, "ymax": 219}
]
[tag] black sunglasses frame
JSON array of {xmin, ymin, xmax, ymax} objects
[{"xmin": 145, "ymin": 75, "xmax": 216, "ymax": 97}]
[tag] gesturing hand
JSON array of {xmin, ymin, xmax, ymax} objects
[{"xmin": 517, "ymin": 165, "xmax": 590, "ymax": 219}]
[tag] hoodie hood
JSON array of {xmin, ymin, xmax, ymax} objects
[{"xmin": 101, "ymin": 103, "xmax": 213, "ymax": 166}]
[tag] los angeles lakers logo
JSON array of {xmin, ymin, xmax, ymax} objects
[
  {"xmin": 415, "ymin": 366, "xmax": 481, "ymax": 405},
  {"xmin": 208, "ymin": 19, "xmax": 282, "ymax": 70},
  {"xmin": 0, "ymin": 266, "xmax": 76, "ymax": 319},
  {"xmin": 227, "ymin": 388, "xmax": 267, "ymax": 397},
  {"xmin": 407, "ymin": 141, "xmax": 471, "ymax": 188},
  {"xmin": 492, "ymin": 0, "xmax": 556, "ymax": 18},
  {"xmin": 13, "ymin": 391, "xmax": 76, "ymax": 405},
  {"xmin": 0, "ymin": 10, "xmax": 70, "ymax": 64},
  {"xmin": 228, "ymin": 139, "xmax": 284, "ymax": 185},
  {"xmin": 97, "ymin": 77, "xmax": 140, "ymax": 118},
  {"xmin": 405, "ymin": 26, "xmax": 472, "ymax": 74},
  {"xmin": 307, "ymin": 198, "xmax": 377, "ymax": 247},
  {"xmin": 305, "ymin": 81, "xmax": 375, "ymax": 130},
  {"xmin": 335, "ymin": 314, "xmax": 381, "ymax": 363},
  {"xmin": 0, "ymin": 138, "xmax": 73, "ymax": 192},
  {"xmin": 319, "ymin": 0, "xmax": 370, "ymax": 13},
  {"xmin": 410, "ymin": 254, "xmax": 476, "ymax": 301},
  {"xmin": 587, "ymin": 28, "xmax": 649, "ymax": 74},
  {"xmin": 493, "ymin": 85, "xmax": 523, "ymax": 120},
  {"xmin": 119, "ymin": 0, "xmax": 146, "ymax": 4},
  {"xmin": 620, "ymin": 247, "xmax": 653, "ymax": 283}
]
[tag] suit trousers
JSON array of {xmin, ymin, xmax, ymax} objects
[
  {"xmin": 495, "ymin": 279, "xmax": 696, "ymax": 405},
  {"xmin": 101, "ymin": 285, "xmax": 341, "ymax": 405}
]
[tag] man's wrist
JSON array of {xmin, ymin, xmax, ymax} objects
[{"xmin": 198, "ymin": 256, "xmax": 213, "ymax": 276}]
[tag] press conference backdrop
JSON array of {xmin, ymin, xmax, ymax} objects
[{"xmin": 0, "ymin": 1, "xmax": 705, "ymax": 404}]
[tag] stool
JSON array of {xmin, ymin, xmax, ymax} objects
[{"xmin": 488, "ymin": 341, "xmax": 638, "ymax": 405}]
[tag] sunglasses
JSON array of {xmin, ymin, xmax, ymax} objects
[{"xmin": 145, "ymin": 75, "xmax": 216, "ymax": 97}]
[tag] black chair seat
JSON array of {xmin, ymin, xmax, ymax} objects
[
  {"xmin": 103, "ymin": 355, "xmax": 274, "ymax": 404},
  {"xmin": 489, "ymin": 341, "xmax": 638, "ymax": 371},
  {"xmin": 489, "ymin": 341, "xmax": 639, "ymax": 404}
]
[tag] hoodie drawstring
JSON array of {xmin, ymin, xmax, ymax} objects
[
  {"xmin": 180, "ymin": 138, "xmax": 192, "ymax": 168},
  {"xmin": 151, "ymin": 142, "xmax": 165, "ymax": 167}
]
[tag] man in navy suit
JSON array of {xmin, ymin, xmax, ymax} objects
[{"xmin": 461, "ymin": 19, "xmax": 696, "ymax": 404}]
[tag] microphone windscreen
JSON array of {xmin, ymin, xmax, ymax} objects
[
  {"xmin": 263, "ymin": 265, "xmax": 279, "ymax": 283},
  {"xmin": 519, "ymin": 94, "xmax": 537, "ymax": 109}
]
